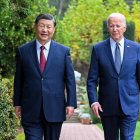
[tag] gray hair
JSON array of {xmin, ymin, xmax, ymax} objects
[{"xmin": 107, "ymin": 13, "xmax": 126, "ymax": 27}]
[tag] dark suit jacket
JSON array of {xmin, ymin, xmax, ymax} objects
[
  {"xmin": 14, "ymin": 40, "xmax": 77, "ymax": 122},
  {"xmin": 87, "ymin": 38, "xmax": 140, "ymax": 116}
]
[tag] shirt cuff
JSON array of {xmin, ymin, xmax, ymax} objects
[{"xmin": 91, "ymin": 102, "xmax": 99, "ymax": 107}]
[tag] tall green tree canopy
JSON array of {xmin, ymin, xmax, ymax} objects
[{"xmin": 55, "ymin": 0, "xmax": 130, "ymax": 65}]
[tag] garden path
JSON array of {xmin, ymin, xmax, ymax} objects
[{"xmin": 60, "ymin": 123, "xmax": 104, "ymax": 140}]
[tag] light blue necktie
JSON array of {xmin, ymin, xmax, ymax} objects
[{"xmin": 115, "ymin": 43, "xmax": 121, "ymax": 74}]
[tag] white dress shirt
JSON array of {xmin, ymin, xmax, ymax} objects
[
  {"xmin": 110, "ymin": 37, "xmax": 124, "ymax": 63},
  {"xmin": 36, "ymin": 39, "xmax": 51, "ymax": 63}
]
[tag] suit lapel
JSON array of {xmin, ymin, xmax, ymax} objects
[
  {"xmin": 29, "ymin": 40, "xmax": 41, "ymax": 75},
  {"xmin": 104, "ymin": 39, "xmax": 117, "ymax": 73},
  {"xmin": 43, "ymin": 40, "xmax": 57, "ymax": 75},
  {"xmin": 119, "ymin": 39, "xmax": 129, "ymax": 74}
]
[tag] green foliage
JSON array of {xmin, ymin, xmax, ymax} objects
[
  {"xmin": 55, "ymin": 0, "xmax": 130, "ymax": 65},
  {"xmin": 77, "ymin": 78, "xmax": 101, "ymax": 123},
  {"xmin": 0, "ymin": 78, "xmax": 18, "ymax": 140},
  {"xmin": 103, "ymin": 0, "xmax": 130, "ymax": 14},
  {"xmin": 103, "ymin": 21, "xmax": 135, "ymax": 40},
  {"xmin": 138, "ymin": 113, "xmax": 140, "ymax": 121},
  {"xmin": 131, "ymin": 1, "xmax": 140, "ymax": 42},
  {"xmin": 48, "ymin": 0, "xmax": 71, "ymax": 17},
  {"xmin": 0, "ymin": 0, "xmax": 55, "ymax": 77},
  {"xmin": 134, "ymin": 121, "xmax": 140, "ymax": 140},
  {"xmin": 58, "ymin": 0, "xmax": 106, "ymax": 61},
  {"xmin": 124, "ymin": 21, "xmax": 135, "ymax": 41},
  {"xmin": 77, "ymin": 78, "xmax": 90, "ymax": 113},
  {"xmin": 16, "ymin": 133, "xmax": 25, "ymax": 140},
  {"xmin": 90, "ymin": 109, "xmax": 101, "ymax": 124},
  {"xmin": 1, "ymin": 0, "xmax": 140, "ymax": 77}
]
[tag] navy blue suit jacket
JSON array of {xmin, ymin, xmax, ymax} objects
[
  {"xmin": 87, "ymin": 38, "xmax": 140, "ymax": 116},
  {"xmin": 14, "ymin": 40, "xmax": 77, "ymax": 122}
]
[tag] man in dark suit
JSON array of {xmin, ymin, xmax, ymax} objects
[
  {"xmin": 87, "ymin": 13, "xmax": 140, "ymax": 140},
  {"xmin": 13, "ymin": 14, "xmax": 77, "ymax": 140}
]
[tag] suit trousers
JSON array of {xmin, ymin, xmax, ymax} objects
[
  {"xmin": 101, "ymin": 113, "xmax": 138, "ymax": 140},
  {"xmin": 22, "ymin": 103, "xmax": 63, "ymax": 140}
]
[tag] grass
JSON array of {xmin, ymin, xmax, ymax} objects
[
  {"xmin": 134, "ymin": 121, "xmax": 140, "ymax": 140},
  {"xmin": 16, "ymin": 133, "xmax": 25, "ymax": 140}
]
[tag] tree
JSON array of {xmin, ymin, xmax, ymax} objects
[
  {"xmin": 131, "ymin": 0, "xmax": 140, "ymax": 43},
  {"xmin": 48, "ymin": 0, "xmax": 71, "ymax": 17},
  {"xmin": 0, "ymin": 0, "xmax": 55, "ymax": 77},
  {"xmin": 55, "ymin": 0, "xmax": 106, "ymax": 63},
  {"xmin": 54, "ymin": 0, "xmax": 130, "ymax": 76}
]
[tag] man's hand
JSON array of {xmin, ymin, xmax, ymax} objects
[
  {"xmin": 91, "ymin": 102, "xmax": 103, "ymax": 118},
  {"xmin": 15, "ymin": 106, "xmax": 22, "ymax": 118},
  {"xmin": 66, "ymin": 106, "xmax": 74, "ymax": 119}
]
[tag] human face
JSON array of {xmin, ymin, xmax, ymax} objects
[
  {"xmin": 108, "ymin": 16, "xmax": 126, "ymax": 42},
  {"xmin": 35, "ymin": 19, "xmax": 55, "ymax": 45}
]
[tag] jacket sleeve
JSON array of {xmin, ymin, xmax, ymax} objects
[
  {"xmin": 13, "ymin": 48, "xmax": 23, "ymax": 106},
  {"xmin": 65, "ymin": 48, "xmax": 77, "ymax": 108},
  {"xmin": 87, "ymin": 46, "xmax": 99, "ymax": 106}
]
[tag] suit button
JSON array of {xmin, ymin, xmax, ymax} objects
[{"xmin": 41, "ymin": 78, "xmax": 44, "ymax": 80}]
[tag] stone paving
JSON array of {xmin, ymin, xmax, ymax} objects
[{"xmin": 60, "ymin": 123, "xmax": 104, "ymax": 140}]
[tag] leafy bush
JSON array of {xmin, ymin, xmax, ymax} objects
[{"xmin": 0, "ymin": 78, "xmax": 18, "ymax": 140}]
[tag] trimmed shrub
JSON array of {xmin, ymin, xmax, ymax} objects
[{"xmin": 0, "ymin": 78, "xmax": 18, "ymax": 140}]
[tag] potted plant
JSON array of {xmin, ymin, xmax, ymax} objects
[{"xmin": 80, "ymin": 113, "xmax": 91, "ymax": 124}]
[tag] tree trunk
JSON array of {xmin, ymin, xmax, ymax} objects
[{"xmin": 58, "ymin": 0, "xmax": 64, "ymax": 16}]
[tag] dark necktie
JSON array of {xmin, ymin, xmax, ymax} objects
[
  {"xmin": 115, "ymin": 43, "xmax": 121, "ymax": 74},
  {"xmin": 40, "ymin": 46, "xmax": 46, "ymax": 73}
]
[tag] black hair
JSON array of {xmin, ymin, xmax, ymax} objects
[{"xmin": 35, "ymin": 14, "xmax": 56, "ymax": 27}]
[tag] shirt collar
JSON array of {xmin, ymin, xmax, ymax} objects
[
  {"xmin": 110, "ymin": 37, "xmax": 124, "ymax": 48},
  {"xmin": 36, "ymin": 39, "xmax": 51, "ymax": 51}
]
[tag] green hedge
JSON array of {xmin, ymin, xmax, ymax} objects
[{"xmin": 0, "ymin": 78, "xmax": 18, "ymax": 140}]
